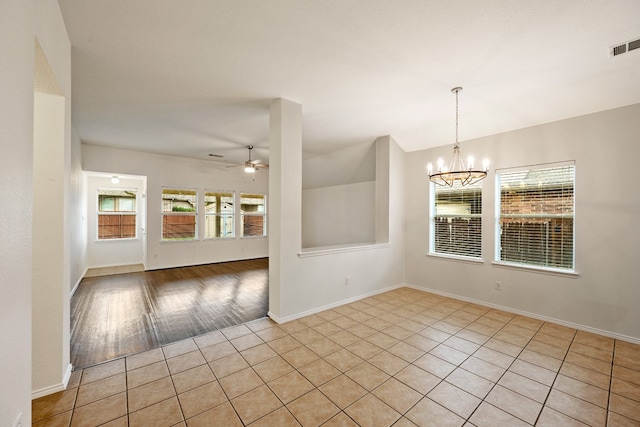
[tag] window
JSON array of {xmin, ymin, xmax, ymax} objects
[
  {"xmin": 496, "ymin": 162, "xmax": 575, "ymax": 271},
  {"xmin": 240, "ymin": 193, "xmax": 266, "ymax": 237},
  {"xmin": 205, "ymin": 191, "xmax": 234, "ymax": 238},
  {"xmin": 430, "ymin": 180, "xmax": 483, "ymax": 258},
  {"xmin": 162, "ymin": 189, "xmax": 197, "ymax": 240},
  {"xmin": 98, "ymin": 189, "xmax": 137, "ymax": 239}
]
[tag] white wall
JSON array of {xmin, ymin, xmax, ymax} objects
[
  {"xmin": 82, "ymin": 144, "xmax": 269, "ymax": 270},
  {"xmin": 283, "ymin": 136, "xmax": 404, "ymax": 319},
  {"xmin": 302, "ymin": 141, "xmax": 375, "ymax": 190},
  {"xmin": 269, "ymin": 98, "xmax": 405, "ymax": 321},
  {"xmin": 85, "ymin": 174, "xmax": 146, "ymax": 268},
  {"xmin": 32, "ymin": 0, "xmax": 73, "ymax": 403},
  {"xmin": 302, "ymin": 181, "xmax": 375, "ymax": 248},
  {"xmin": 0, "ymin": 0, "xmax": 71, "ymax": 423},
  {"xmin": 32, "ymin": 89, "xmax": 71, "ymax": 396},
  {"xmin": 405, "ymin": 103, "xmax": 640, "ymax": 342},
  {"xmin": 0, "ymin": 2, "xmax": 35, "ymax": 424},
  {"xmin": 69, "ymin": 128, "xmax": 87, "ymax": 292}
]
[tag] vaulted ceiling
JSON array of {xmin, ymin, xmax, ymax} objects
[{"xmin": 58, "ymin": 0, "xmax": 640, "ymax": 165}]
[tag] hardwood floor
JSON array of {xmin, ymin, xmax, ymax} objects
[{"xmin": 70, "ymin": 258, "xmax": 268, "ymax": 369}]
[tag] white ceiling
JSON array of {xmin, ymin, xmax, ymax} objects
[{"xmin": 58, "ymin": 0, "xmax": 640, "ymax": 165}]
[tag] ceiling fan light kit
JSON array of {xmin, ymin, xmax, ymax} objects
[
  {"xmin": 244, "ymin": 162, "xmax": 256, "ymax": 173},
  {"xmin": 230, "ymin": 145, "xmax": 267, "ymax": 174},
  {"xmin": 427, "ymin": 87, "xmax": 489, "ymax": 187}
]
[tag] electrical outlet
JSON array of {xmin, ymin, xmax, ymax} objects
[
  {"xmin": 495, "ymin": 281, "xmax": 502, "ymax": 291},
  {"xmin": 344, "ymin": 276, "xmax": 350, "ymax": 286}
]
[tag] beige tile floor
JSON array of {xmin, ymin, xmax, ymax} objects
[{"xmin": 33, "ymin": 287, "xmax": 640, "ymax": 426}]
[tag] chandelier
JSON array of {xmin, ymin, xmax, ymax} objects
[{"xmin": 427, "ymin": 87, "xmax": 488, "ymax": 187}]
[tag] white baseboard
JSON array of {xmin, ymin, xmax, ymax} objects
[
  {"xmin": 86, "ymin": 261, "xmax": 145, "ymax": 269},
  {"xmin": 70, "ymin": 267, "xmax": 88, "ymax": 297},
  {"xmin": 267, "ymin": 282, "xmax": 404, "ymax": 324},
  {"xmin": 32, "ymin": 363, "xmax": 73, "ymax": 400},
  {"xmin": 404, "ymin": 283, "xmax": 640, "ymax": 345}
]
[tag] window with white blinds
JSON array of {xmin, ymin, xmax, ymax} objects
[
  {"xmin": 430, "ymin": 180, "xmax": 482, "ymax": 259},
  {"xmin": 496, "ymin": 162, "xmax": 575, "ymax": 271}
]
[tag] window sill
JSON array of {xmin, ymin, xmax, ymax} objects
[
  {"xmin": 95, "ymin": 238, "xmax": 139, "ymax": 243},
  {"xmin": 299, "ymin": 243, "xmax": 390, "ymax": 258},
  {"xmin": 427, "ymin": 253, "xmax": 484, "ymax": 265},
  {"xmin": 492, "ymin": 261, "xmax": 579, "ymax": 278}
]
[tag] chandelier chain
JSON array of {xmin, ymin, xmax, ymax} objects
[{"xmin": 455, "ymin": 89, "xmax": 459, "ymax": 146}]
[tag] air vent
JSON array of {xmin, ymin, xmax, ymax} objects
[
  {"xmin": 611, "ymin": 43, "xmax": 627, "ymax": 56},
  {"xmin": 208, "ymin": 153, "xmax": 224, "ymax": 158},
  {"xmin": 610, "ymin": 38, "xmax": 640, "ymax": 57}
]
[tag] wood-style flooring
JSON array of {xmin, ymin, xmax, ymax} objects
[{"xmin": 70, "ymin": 258, "xmax": 268, "ymax": 369}]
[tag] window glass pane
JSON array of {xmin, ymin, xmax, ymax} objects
[
  {"xmin": 162, "ymin": 189, "xmax": 197, "ymax": 213},
  {"xmin": 99, "ymin": 196, "xmax": 115, "ymax": 212},
  {"xmin": 240, "ymin": 193, "xmax": 266, "ymax": 237},
  {"xmin": 118, "ymin": 197, "xmax": 135, "ymax": 211},
  {"xmin": 205, "ymin": 214, "xmax": 235, "ymax": 238},
  {"xmin": 205, "ymin": 191, "xmax": 235, "ymax": 239},
  {"xmin": 498, "ymin": 164, "xmax": 575, "ymax": 270},
  {"xmin": 162, "ymin": 189, "xmax": 197, "ymax": 240},
  {"xmin": 241, "ymin": 194, "xmax": 265, "ymax": 213},
  {"xmin": 205, "ymin": 192, "xmax": 234, "ymax": 214},
  {"xmin": 99, "ymin": 190, "xmax": 137, "ymax": 212},
  {"xmin": 162, "ymin": 215, "xmax": 196, "ymax": 240},
  {"xmin": 98, "ymin": 214, "xmax": 136, "ymax": 239},
  {"xmin": 242, "ymin": 215, "xmax": 265, "ymax": 237},
  {"xmin": 431, "ymin": 180, "xmax": 482, "ymax": 258}
]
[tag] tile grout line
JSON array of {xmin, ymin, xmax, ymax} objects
[
  {"xmin": 461, "ymin": 313, "xmax": 543, "ymax": 425},
  {"xmin": 534, "ymin": 327, "xmax": 577, "ymax": 426}
]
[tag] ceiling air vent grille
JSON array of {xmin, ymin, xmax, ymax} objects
[{"xmin": 610, "ymin": 38, "xmax": 640, "ymax": 57}]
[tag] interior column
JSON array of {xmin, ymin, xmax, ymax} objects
[{"xmin": 268, "ymin": 99, "xmax": 302, "ymax": 320}]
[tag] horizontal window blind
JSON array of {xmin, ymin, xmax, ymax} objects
[
  {"xmin": 497, "ymin": 163, "xmax": 575, "ymax": 270},
  {"xmin": 431, "ymin": 180, "xmax": 482, "ymax": 258}
]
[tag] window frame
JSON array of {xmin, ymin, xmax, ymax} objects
[
  {"xmin": 97, "ymin": 188, "xmax": 138, "ymax": 240},
  {"xmin": 204, "ymin": 190, "xmax": 235, "ymax": 239},
  {"xmin": 161, "ymin": 188, "xmax": 198, "ymax": 241},
  {"xmin": 240, "ymin": 193, "xmax": 267, "ymax": 237},
  {"xmin": 494, "ymin": 161, "xmax": 576, "ymax": 274},
  {"xmin": 428, "ymin": 179, "xmax": 483, "ymax": 261}
]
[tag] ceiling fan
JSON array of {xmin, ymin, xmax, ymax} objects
[{"xmin": 228, "ymin": 145, "xmax": 268, "ymax": 173}]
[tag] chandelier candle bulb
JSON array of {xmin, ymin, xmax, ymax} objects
[
  {"xmin": 427, "ymin": 163, "xmax": 433, "ymax": 175},
  {"xmin": 467, "ymin": 156, "xmax": 474, "ymax": 170},
  {"xmin": 483, "ymin": 158, "xmax": 490, "ymax": 171}
]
